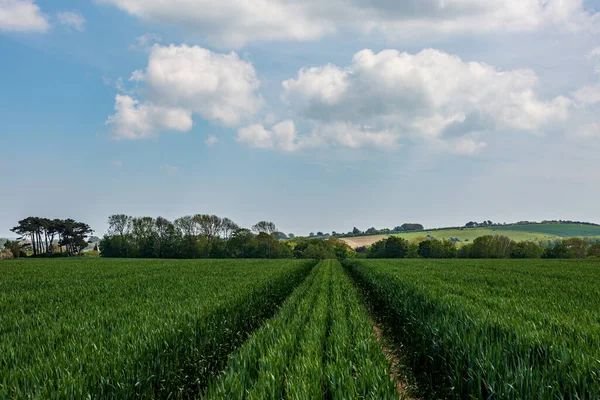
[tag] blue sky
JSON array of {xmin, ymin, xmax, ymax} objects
[{"xmin": 1, "ymin": 0, "xmax": 599, "ymax": 237}]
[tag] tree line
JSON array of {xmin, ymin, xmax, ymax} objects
[
  {"xmin": 99, "ymin": 214, "xmax": 354, "ymax": 260},
  {"xmin": 364, "ymin": 235, "xmax": 600, "ymax": 259}
]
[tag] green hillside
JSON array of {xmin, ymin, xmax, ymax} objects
[
  {"xmin": 493, "ymin": 223, "xmax": 600, "ymax": 237},
  {"xmin": 342, "ymin": 223, "xmax": 600, "ymax": 248},
  {"xmin": 392, "ymin": 227, "xmax": 559, "ymax": 243}
]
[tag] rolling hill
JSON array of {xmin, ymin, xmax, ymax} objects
[{"xmin": 341, "ymin": 223, "xmax": 600, "ymax": 249}]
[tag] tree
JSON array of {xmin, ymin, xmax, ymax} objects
[
  {"xmin": 367, "ymin": 236, "xmax": 407, "ymax": 258},
  {"xmin": 107, "ymin": 214, "xmax": 132, "ymax": 257},
  {"xmin": 542, "ymin": 242, "xmax": 574, "ymax": 259},
  {"xmin": 252, "ymin": 221, "xmax": 277, "ymax": 258},
  {"xmin": 563, "ymin": 238, "xmax": 589, "ymax": 259},
  {"xmin": 194, "ymin": 214, "xmax": 223, "ymax": 243},
  {"xmin": 221, "ymin": 218, "xmax": 240, "ymax": 240},
  {"xmin": 510, "ymin": 242, "xmax": 543, "ymax": 258},
  {"xmin": 227, "ymin": 228, "xmax": 256, "ymax": 258},
  {"xmin": 352, "ymin": 227, "xmax": 361, "ymax": 235},
  {"xmin": 470, "ymin": 235, "xmax": 513, "ymax": 258},
  {"xmin": 588, "ymin": 243, "xmax": 600, "ymax": 258},
  {"xmin": 4, "ymin": 240, "xmax": 23, "ymax": 258},
  {"xmin": 174, "ymin": 216, "xmax": 199, "ymax": 258},
  {"xmin": 399, "ymin": 223, "xmax": 424, "ymax": 232},
  {"xmin": 418, "ymin": 239, "xmax": 457, "ymax": 258},
  {"xmin": 252, "ymin": 221, "xmax": 277, "ymax": 235}
]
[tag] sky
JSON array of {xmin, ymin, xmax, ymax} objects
[{"xmin": 0, "ymin": 0, "xmax": 599, "ymax": 237}]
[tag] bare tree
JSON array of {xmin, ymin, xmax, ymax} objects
[
  {"xmin": 194, "ymin": 214, "xmax": 223, "ymax": 242},
  {"xmin": 221, "ymin": 218, "xmax": 240, "ymax": 240},
  {"xmin": 252, "ymin": 221, "xmax": 277, "ymax": 235}
]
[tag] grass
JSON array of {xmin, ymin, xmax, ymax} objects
[
  {"xmin": 493, "ymin": 223, "xmax": 600, "ymax": 237},
  {"xmin": 0, "ymin": 258, "xmax": 313, "ymax": 398},
  {"xmin": 205, "ymin": 260, "xmax": 397, "ymax": 399},
  {"xmin": 345, "ymin": 258, "xmax": 600, "ymax": 399}
]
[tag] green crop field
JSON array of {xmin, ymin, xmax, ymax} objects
[
  {"xmin": 3, "ymin": 257, "xmax": 600, "ymax": 399},
  {"xmin": 205, "ymin": 260, "xmax": 396, "ymax": 399},
  {"xmin": 0, "ymin": 258, "xmax": 313, "ymax": 398},
  {"xmin": 345, "ymin": 258, "xmax": 600, "ymax": 399}
]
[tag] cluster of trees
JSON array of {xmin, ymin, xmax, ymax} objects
[
  {"xmin": 99, "ymin": 214, "xmax": 354, "ymax": 260},
  {"xmin": 465, "ymin": 220, "xmax": 494, "ymax": 228},
  {"xmin": 335, "ymin": 223, "xmax": 425, "ymax": 238},
  {"xmin": 9, "ymin": 217, "xmax": 94, "ymax": 257},
  {"xmin": 365, "ymin": 235, "xmax": 600, "ymax": 259}
]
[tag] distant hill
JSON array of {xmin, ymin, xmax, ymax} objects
[{"xmin": 341, "ymin": 223, "xmax": 600, "ymax": 249}]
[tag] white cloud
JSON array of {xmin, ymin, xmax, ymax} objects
[
  {"xmin": 0, "ymin": 0, "xmax": 49, "ymax": 32},
  {"xmin": 237, "ymin": 121, "xmax": 299, "ymax": 151},
  {"xmin": 161, "ymin": 164, "xmax": 178, "ymax": 175},
  {"xmin": 573, "ymin": 84, "xmax": 600, "ymax": 106},
  {"xmin": 130, "ymin": 33, "xmax": 161, "ymax": 50},
  {"xmin": 97, "ymin": 0, "xmax": 599, "ymax": 46},
  {"xmin": 205, "ymin": 134, "xmax": 218, "ymax": 147},
  {"xmin": 272, "ymin": 48, "xmax": 571, "ymax": 152},
  {"xmin": 56, "ymin": 11, "xmax": 85, "ymax": 31},
  {"xmin": 111, "ymin": 160, "xmax": 123, "ymax": 167},
  {"xmin": 106, "ymin": 94, "xmax": 193, "ymax": 140},
  {"xmin": 588, "ymin": 47, "xmax": 600, "ymax": 74},
  {"xmin": 132, "ymin": 45, "xmax": 262, "ymax": 126},
  {"xmin": 452, "ymin": 137, "xmax": 488, "ymax": 155}
]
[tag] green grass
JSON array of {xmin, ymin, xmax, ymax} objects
[
  {"xmin": 493, "ymin": 223, "xmax": 600, "ymax": 237},
  {"xmin": 345, "ymin": 258, "xmax": 600, "ymax": 399},
  {"xmin": 0, "ymin": 258, "xmax": 313, "ymax": 399},
  {"xmin": 392, "ymin": 227, "xmax": 557, "ymax": 243},
  {"xmin": 205, "ymin": 260, "xmax": 397, "ymax": 399}
]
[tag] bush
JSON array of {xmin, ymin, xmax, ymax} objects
[{"xmin": 0, "ymin": 249, "xmax": 14, "ymax": 260}]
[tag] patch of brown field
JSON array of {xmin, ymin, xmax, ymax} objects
[
  {"xmin": 340, "ymin": 235, "xmax": 389, "ymax": 249},
  {"xmin": 371, "ymin": 320, "xmax": 420, "ymax": 400}
]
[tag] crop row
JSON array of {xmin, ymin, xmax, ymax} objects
[
  {"xmin": 205, "ymin": 260, "xmax": 397, "ymax": 399},
  {"xmin": 0, "ymin": 259, "xmax": 314, "ymax": 399},
  {"xmin": 345, "ymin": 259, "xmax": 600, "ymax": 399}
]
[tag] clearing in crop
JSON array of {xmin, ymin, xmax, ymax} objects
[
  {"xmin": 0, "ymin": 258, "xmax": 313, "ymax": 398},
  {"xmin": 345, "ymin": 258, "xmax": 600, "ymax": 399},
  {"xmin": 205, "ymin": 260, "xmax": 397, "ymax": 399}
]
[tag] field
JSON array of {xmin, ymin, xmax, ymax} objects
[
  {"xmin": 0, "ymin": 258, "xmax": 313, "ymax": 398},
  {"xmin": 341, "ymin": 223, "xmax": 600, "ymax": 248},
  {"xmin": 205, "ymin": 260, "xmax": 396, "ymax": 399},
  {"xmin": 3, "ymin": 257, "xmax": 600, "ymax": 399},
  {"xmin": 345, "ymin": 258, "xmax": 600, "ymax": 398}
]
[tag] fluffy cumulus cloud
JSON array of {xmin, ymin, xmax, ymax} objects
[
  {"xmin": 56, "ymin": 11, "xmax": 85, "ymax": 31},
  {"xmin": 98, "ymin": 0, "xmax": 599, "ymax": 46},
  {"xmin": 0, "ymin": 0, "xmax": 49, "ymax": 32},
  {"xmin": 106, "ymin": 95, "xmax": 193, "ymax": 140},
  {"xmin": 130, "ymin": 45, "xmax": 262, "ymax": 126},
  {"xmin": 246, "ymin": 48, "xmax": 571, "ymax": 153},
  {"xmin": 107, "ymin": 45, "xmax": 263, "ymax": 139}
]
